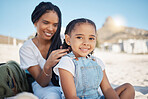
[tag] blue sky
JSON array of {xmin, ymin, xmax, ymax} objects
[{"xmin": 0, "ymin": 0, "xmax": 148, "ymax": 40}]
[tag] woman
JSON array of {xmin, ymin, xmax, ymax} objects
[{"xmin": 19, "ymin": 2, "xmax": 68, "ymax": 99}]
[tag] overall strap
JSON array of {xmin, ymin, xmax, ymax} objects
[{"xmin": 65, "ymin": 52, "xmax": 76, "ymax": 59}]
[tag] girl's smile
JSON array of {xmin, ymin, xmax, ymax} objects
[{"xmin": 79, "ymin": 47, "xmax": 90, "ymax": 53}]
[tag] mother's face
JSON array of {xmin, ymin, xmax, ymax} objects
[{"xmin": 34, "ymin": 10, "xmax": 59, "ymax": 40}]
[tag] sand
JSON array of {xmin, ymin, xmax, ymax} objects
[
  {"xmin": 0, "ymin": 44, "xmax": 20, "ymax": 63},
  {"xmin": 0, "ymin": 44, "xmax": 148, "ymax": 99},
  {"xmin": 94, "ymin": 48, "xmax": 148, "ymax": 99}
]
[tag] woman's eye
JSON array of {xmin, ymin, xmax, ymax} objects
[
  {"xmin": 53, "ymin": 24, "xmax": 58, "ymax": 27},
  {"xmin": 43, "ymin": 21, "xmax": 48, "ymax": 24}
]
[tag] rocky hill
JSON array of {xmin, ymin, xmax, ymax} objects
[{"xmin": 97, "ymin": 16, "xmax": 148, "ymax": 44}]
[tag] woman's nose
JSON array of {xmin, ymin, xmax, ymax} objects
[{"xmin": 47, "ymin": 25, "xmax": 53, "ymax": 31}]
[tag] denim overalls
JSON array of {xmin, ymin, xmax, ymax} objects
[{"xmin": 66, "ymin": 52, "xmax": 104, "ymax": 99}]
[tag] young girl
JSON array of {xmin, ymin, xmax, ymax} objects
[{"xmin": 54, "ymin": 18, "xmax": 135, "ymax": 99}]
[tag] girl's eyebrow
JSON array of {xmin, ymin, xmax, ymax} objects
[
  {"xmin": 75, "ymin": 34, "xmax": 96, "ymax": 37},
  {"xmin": 90, "ymin": 35, "xmax": 96, "ymax": 37},
  {"xmin": 75, "ymin": 34, "xmax": 83, "ymax": 36}
]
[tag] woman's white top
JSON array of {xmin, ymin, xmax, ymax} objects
[{"xmin": 19, "ymin": 39, "xmax": 46, "ymax": 70}]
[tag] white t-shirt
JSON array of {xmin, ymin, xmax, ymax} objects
[
  {"xmin": 53, "ymin": 55, "xmax": 105, "ymax": 97},
  {"xmin": 54, "ymin": 56, "xmax": 105, "ymax": 77},
  {"xmin": 19, "ymin": 39, "xmax": 46, "ymax": 70}
]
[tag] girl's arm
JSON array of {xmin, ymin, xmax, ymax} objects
[
  {"xmin": 59, "ymin": 68, "xmax": 79, "ymax": 99},
  {"xmin": 100, "ymin": 70, "xmax": 120, "ymax": 99}
]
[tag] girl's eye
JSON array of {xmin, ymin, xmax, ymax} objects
[
  {"xmin": 89, "ymin": 38, "xmax": 95, "ymax": 40},
  {"xmin": 76, "ymin": 37, "xmax": 82, "ymax": 39}
]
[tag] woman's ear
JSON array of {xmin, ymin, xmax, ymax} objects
[
  {"xmin": 65, "ymin": 34, "xmax": 70, "ymax": 45},
  {"xmin": 34, "ymin": 22, "xmax": 37, "ymax": 27}
]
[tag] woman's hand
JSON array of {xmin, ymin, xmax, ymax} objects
[
  {"xmin": 45, "ymin": 48, "xmax": 69, "ymax": 69},
  {"xmin": 30, "ymin": 48, "xmax": 69, "ymax": 87}
]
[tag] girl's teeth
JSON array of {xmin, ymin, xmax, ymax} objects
[
  {"xmin": 82, "ymin": 49, "xmax": 86, "ymax": 50},
  {"xmin": 81, "ymin": 49, "xmax": 88, "ymax": 52}
]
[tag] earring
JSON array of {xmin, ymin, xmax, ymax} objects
[{"xmin": 67, "ymin": 41, "xmax": 69, "ymax": 45}]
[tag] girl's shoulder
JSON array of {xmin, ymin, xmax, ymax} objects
[
  {"xmin": 61, "ymin": 55, "xmax": 73, "ymax": 61},
  {"xmin": 90, "ymin": 55, "xmax": 101, "ymax": 62},
  {"xmin": 91, "ymin": 55, "xmax": 105, "ymax": 71},
  {"xmin": 54, "ymin": 55, "xmax": 75, "ymax": 76},
  {"xmin": 65, "ymin": 52, "xmax": 75, "ymax": 58}
]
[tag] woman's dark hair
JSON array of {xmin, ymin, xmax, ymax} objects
[
  {"xmin": 62, "ymin": 18, "xmax": 96, "ymax": 52},
  {"xmin": 31, "ymin": 2, "xmax": 62, "ymax": 86}
]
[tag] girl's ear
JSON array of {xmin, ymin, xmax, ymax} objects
[{"xmin": 65, "ymin": 34, "xmax": 70, "ymax": 45}]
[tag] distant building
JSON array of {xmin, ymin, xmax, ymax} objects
[
  {"xmin": 0, "ymin": 35, "xmax": 24, "ymax": 46},
  {"xmin": 101, "ymin": 39, "xmax": 148, "ymax": 54}
]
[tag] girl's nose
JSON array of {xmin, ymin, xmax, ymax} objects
[{"xmin": 83, "ymin": 39, "xmax": 89, "ymax": 46}]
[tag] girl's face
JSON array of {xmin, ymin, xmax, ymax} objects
[
  {"xmin": 34, "ymin": 11, "xmax": 59, "ymax": 40},
  {"xmin": 66, "ymin": 23, "xmax": 96, "ymax": 57}
]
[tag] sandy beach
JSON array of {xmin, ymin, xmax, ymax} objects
[
  {"xmin": 0, "ymin": 44, "xmax": 148, "ymax": 99},
  {"xmin": 94, "ymin": 48, "xmax": 148, "ymax": 99}
]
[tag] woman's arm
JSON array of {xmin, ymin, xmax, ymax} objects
[
  {"xmin": 59, "ymin": 68, "xmax": 79, "ymax": 99},
  {"xmin": 100, "ymin": 70, "xmax": 120, "ymax": 99},
  {"xmin": 28, "ymin": 64, "xmax": 52, "ymax": 87},
  {"xmin": 28, "ymin": 49, "xmax": 69, "ymax": 87}
]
